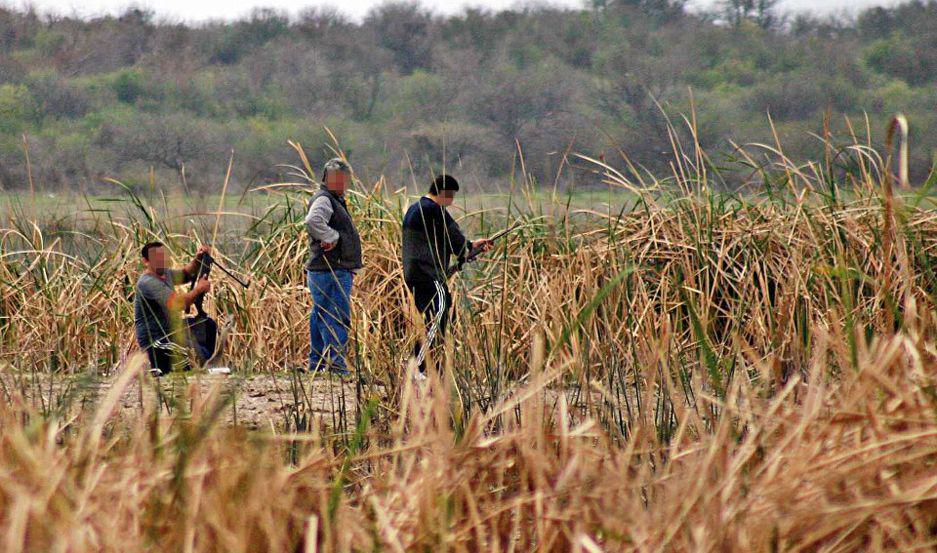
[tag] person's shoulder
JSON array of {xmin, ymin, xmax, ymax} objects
[
  {"xmin": 135, "ymin": 272, "xmax": 162, "ymax": 294},
  {"xmin": 311, "ymin": 192, "xmax": 332, "ymax": 207},
  {"xmin": 405, "ymin": 197, "xmax": 428, "ymax": 215},
  {"xmin": 417, "ymin": 196, "xmax": 442, "ymax": 213}
]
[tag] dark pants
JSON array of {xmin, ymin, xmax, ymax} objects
[
  {"xmin": 407, "ymin": 279, "xmax": 451, "ymax": 372},
  {"xmin": 185, "ymin": 315, "xmax": 218, "ymax": 364},
  {"xmin": 144, "ymin": 345, "xmax": 190, "ymax": 376}
]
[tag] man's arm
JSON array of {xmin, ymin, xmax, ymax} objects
[
  {"xmin": 443, "ymin": 209, "xmax": 470, "ymax": 260},
  {"xmin": 137, "ymin": 275, "xmax": 209, "ymax": 327},
  {"xmin": 444, "ymin": 210, "xmax": 493, "ymax": 263},
  {"xmin": 182, "ymin": 246, "xmax": 212, "ymax": 282},
  {"xmin": 305, "ymin": 196, "xmax": 339, "ymax": 249},
  {"xmin": 167, "ymin": 277, "xmax": 211, "ymax": 313}
]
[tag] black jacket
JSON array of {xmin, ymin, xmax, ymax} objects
[{"xmin": 402, "ymin": 196, "xmax": 468, "ymax": 284}]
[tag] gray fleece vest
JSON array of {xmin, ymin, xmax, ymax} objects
[{"xmin": 306, "ymin": 189, "xmax": 363, "ymax": 272}]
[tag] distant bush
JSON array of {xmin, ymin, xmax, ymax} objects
[
  {"xmin": 747, "ymin": 74, "xmax": 858, "ymax": 121},
  {"xmin": 864, "ymin": 36, "xmax": 936, "ymax": 86},
  {"xmin": 110, "ymin": 69, "xmax": 147, "ymax": 104},
  {"xmin": 210, "ymin": 8, "xmax": 289, "ymax": 65},
  {"xmin": 0, "ymin": 83, "xmax": 37, "ymax": 133},
  {"xmin": 26, "ymin": 72, "xmax": 92, "ymax": 120}
]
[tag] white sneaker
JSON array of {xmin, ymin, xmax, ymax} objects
[{"xmin": 412, "ymin": 370, "xmax": 427, "ymax": 382}]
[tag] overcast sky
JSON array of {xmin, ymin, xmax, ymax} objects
[{"xmin": 6, "ymin": 0, "xmax": 902, "ymax": 22}]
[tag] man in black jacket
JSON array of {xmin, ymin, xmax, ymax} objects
[
  {"xmin": 402, "ymin": 174, "xmax": 491, "ymax": 378},
  {"xmin": 305, "ymin": 158, "xmax": 363, "ymax": 375}
]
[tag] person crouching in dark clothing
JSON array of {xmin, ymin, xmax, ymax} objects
[{"xmin": 401, "ymin": 174, "xmax": 491, "ymax": 379}]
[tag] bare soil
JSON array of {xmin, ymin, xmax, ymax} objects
[{"xmin": 0, "ymin": 370, "xmax": 375, "ymax": 431}]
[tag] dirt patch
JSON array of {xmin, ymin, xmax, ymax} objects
[{"xmin": 0, "ymin": 370, "xmax": 379, "ymax": 432}]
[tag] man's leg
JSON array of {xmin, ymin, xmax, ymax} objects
[
  {"xmin": 145, "ymin": 345, "xmax": 174, "ymax": 376},
  {"xmin": 318, "ymin": 269, "xmax": 353, "ymax": 371},
  {"xmin": 435, "ymin": 283, "xmax": 452, "ymax": 337},
  {"xmin": 409, "ymin": 281, "xmax": 433, "ymax": 367},
  {"xmin": 410, "ymin": 280, "xmax": 449, "ymax": 373},
  {"xmin": 308, "ymin": 270, "xmax": 327, "ymax": 371}
]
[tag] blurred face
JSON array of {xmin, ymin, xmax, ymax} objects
[
  {"xmin": 144, "ymin": 246, "xmax": 167, "ymax": 277},
  {"xmin": 325, "ymin": 170, "xmax": 349, "ymax": 195},
  {"xmin": 436, "ymin": 189, "xmax": 456, "ymax": 207}
]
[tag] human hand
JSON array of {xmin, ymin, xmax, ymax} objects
[
  {"xmin": 196, "ymin": 245, "xmax": 212, "ymax": 259},
  {"xmin": 321, "ymin": 241, "xmax": 336, "ymax": 252},
  {"xmin": 194, "ymin": 276, "xmax": 211, "ymax": 294},
  {"xmin": 473, "ymin": 238, "xmax": 493, "ymax": 253}
]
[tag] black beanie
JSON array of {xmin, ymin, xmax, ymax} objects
[{"xmin": 430, "ymin": 174, "xmax": 460, "ymax": 195}]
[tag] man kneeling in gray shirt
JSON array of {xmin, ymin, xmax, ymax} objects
[{"xmin": 133, "ymin": 241, "xmax": 211, "ymax": 375}]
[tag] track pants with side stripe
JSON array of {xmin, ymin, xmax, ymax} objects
[{"xmin": 407, "ymin": 279, "xmax": 451, "ymax": 373}]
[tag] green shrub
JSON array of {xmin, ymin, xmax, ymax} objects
[
  {"xmin": 0, "ymin": 83, "xmax": 38, "ymax": 133},
  {"xmin": 111, "ymin": 69, "xmax": 146, "ymax": 104}
]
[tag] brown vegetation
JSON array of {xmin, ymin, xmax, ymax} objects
[{"xmin": 1, "ymin": 124, "xmax": 936, "ymax": 549}]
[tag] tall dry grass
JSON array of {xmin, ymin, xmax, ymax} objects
[
  {"xmin": 1, "ymin": 323, "xmax": 935, "ymax": 550},
  {"xmin": 1, "ymin": 115, "xmax": 936, "ymax": 550}
]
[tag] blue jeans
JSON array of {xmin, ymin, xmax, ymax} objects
[{"xmin": 307, "ymin": 269, "xmax": 354, "ymax": 371}]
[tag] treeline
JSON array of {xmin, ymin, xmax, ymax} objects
[{"xmin": 0, "ymin": 0, "xmax": 935, "ymax": 192}]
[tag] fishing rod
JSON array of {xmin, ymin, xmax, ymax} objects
[
  {"xmin": 188, "ymin": 252, "xmax": 250, "ymax": 317},
  {"xmin": 446, "ymin": 221, "xmax": 523, "ymax": 278},
  {"xmin": 206, "ymin": 254, "xmax": 251, "ymax": 289}
]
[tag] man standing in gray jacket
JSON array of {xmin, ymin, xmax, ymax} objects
[{"xmin": 304, "ymin": 157, "xmax": 362, "ymax": 375}]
